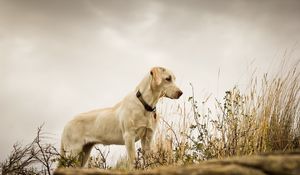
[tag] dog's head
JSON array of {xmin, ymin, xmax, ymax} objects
[{"xmin": 150, "ymin": 67, "xmax": 183, "ymax": 99}]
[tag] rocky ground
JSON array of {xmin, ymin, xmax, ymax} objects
[{"xmin": 54, "ymin": 151, "xmax": 300, "ymax": 175}]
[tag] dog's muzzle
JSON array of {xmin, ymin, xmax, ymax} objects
[{"xmin": 175, "ymin": 90, "xmax": 183, "ymax": 99}]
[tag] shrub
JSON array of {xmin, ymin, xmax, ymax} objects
[{"xmin": 1, "ymin": 59, "xmax": 299, "ymax": 173}]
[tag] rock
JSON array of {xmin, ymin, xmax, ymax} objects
[{"xmin": 54, "ymin": 152, "xmax": 300, "ymax": 175}]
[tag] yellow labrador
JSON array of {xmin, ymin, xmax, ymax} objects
[{"xmin": 61, "ymin": 67, "xmax": 182, "ymax": 167}]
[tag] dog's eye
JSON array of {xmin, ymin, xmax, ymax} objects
[{"xmin": 165, "ymin": 76, "xmax": 172, "ymax": 82}]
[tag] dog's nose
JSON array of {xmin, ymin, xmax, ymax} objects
[{"xmin": 177, "ymin": 90, "xmax": 183, "ymax": 98}]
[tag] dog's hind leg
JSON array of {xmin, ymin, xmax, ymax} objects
[
  {"xmin": 81, "ymin": 143, "xmax": 94, "ymax": 167},
  {"xmin": 61, "ymin": 142, "xmax": 85, "ymax": 167}
]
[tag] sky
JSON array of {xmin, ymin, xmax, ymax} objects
[{"xmin": 0, "ymin": 0, "xmax": 300, "ymax": 163}]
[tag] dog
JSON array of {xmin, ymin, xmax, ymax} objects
[{"xmin": 60, "ymin": 67, "xmax": 183, "ymax": 167}]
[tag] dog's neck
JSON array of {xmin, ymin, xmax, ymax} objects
[{"xmin": 136, "ymin": 75, "xmax": 161, "ymax": 107}]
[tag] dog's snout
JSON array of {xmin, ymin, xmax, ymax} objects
[{"xmin": 177, "ymin": 90, "xmax": 183, "ymax": 98}]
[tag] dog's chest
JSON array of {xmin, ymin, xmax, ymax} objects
[
  {"xmin": 135, "ymin": 112, "xmax": 156, "ymax": 128},
  {"xmin": 134, "ymin": 113, "xmax": 156, "ymax": 139}
]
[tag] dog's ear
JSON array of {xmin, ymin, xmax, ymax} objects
[{"xmin": 150, "ymin": 67, "xmax": 162, "ymax": 86}]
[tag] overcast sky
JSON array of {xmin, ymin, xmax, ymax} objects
[{"xmin": 1, "ymin": 0, "xmax": 300, "ymax": 162}]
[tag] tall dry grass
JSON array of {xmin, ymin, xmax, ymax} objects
[
  {"xmin": 1, "ymin": 59, "xmax": 299, "ymax": 173},
  {"xmin": 132, "ymin": 59, "xmax": 300, "ymax": 169}
]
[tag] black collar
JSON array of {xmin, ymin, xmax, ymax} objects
[{"xmin": 136, "ymin": 90, "xmax": 156, "ymax": 112}]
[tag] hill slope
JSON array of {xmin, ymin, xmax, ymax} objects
[{"xmin": 54, "ymin": 152, "xmax": 300, "ymax": 175}]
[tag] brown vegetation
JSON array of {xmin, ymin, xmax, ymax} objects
[{"xmin": 1, "ymin": 59, "xmax": 299, "ymax": 174}]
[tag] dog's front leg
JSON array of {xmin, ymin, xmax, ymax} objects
[
  {"xmin": 141, "ymin": 129, "xmax": 153, "ymax": 156},
  {"xmin": 141, "ymin": 128, "xmax": 154, "ymax": 167},
  {"xmin": 123, "ymin": 131, "xmax": 136, "ymax": 168}
]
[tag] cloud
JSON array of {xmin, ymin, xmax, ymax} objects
[{"xmin": 0, "ymin": 0, "xmax": 300, "ymax": 163}]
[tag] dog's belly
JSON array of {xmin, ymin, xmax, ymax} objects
[
  {"xmin": 81, "ymin": 108, "xmax": 126, "ymax": 145},
  {"xmin": 93, "ymin": 122, "xmax": 125, "ymax": 145},
  {"xmin": 98, "ymin": 127, "xmax": 145, "ymax": 145},
  {"xmin": 99, "ymin": 131, "xmax": 125, "ymax": 145}
]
